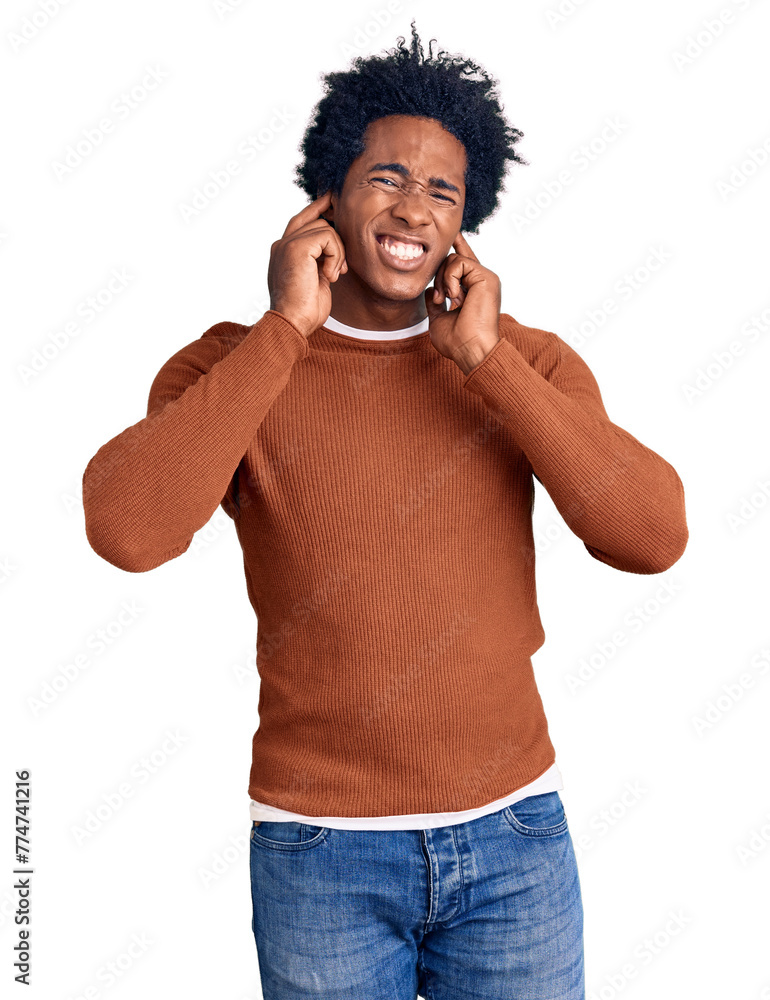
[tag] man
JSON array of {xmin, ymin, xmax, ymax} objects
[{"xmin": 82, "ymin": 22, "xmax": 688, "ymax": 1000}]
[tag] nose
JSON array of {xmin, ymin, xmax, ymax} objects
[{"xmin": 390, "ymin": 184, "xmax": 433, "ymax": 229}]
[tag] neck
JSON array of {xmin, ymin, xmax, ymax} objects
[{"xmin": 328, "ymin": 270, "xmax": 427, "ymax": 331}]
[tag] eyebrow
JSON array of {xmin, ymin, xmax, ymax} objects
[{"xmin": 367, "ymin": 162, "xmax": 461, "ymax": 194}]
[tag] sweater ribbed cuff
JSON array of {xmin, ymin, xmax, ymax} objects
[
  {"xmin": 252, "ymin": 309, "xmax": 310, "ymax": 363},
  {"xmin": 460, "ymin": 335, "xmax": 510, "ymax": 390}
]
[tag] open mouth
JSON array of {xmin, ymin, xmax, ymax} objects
[{"xmin": 375, "ymin": 233, "xmax": 427, "ymax": 269}]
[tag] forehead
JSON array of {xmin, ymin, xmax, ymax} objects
[{"xmin": 355, "ymin": 115, "xmax": 467, "ymax": 190}]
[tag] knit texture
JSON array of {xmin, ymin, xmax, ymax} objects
[{"xmin": 82, "ymin": 310, "xmax": 688, "ymax": 816}]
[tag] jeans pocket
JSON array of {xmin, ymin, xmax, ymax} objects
[
  {"xmin": 502, "ymin": 791, "xmax": 569, "ymax": 838},
  {"xmin": 250, "ymin": 820, "xmax": 328, "ymax": 851}
]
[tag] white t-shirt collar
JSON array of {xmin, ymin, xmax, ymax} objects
[{"xmin": 323, "ymin": 314, "xmax": 429, "ymax": 340}]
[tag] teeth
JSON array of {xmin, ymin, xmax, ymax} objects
[{"xmin": 380, "ymin": 236, "xmax": 424, "ymax": 259}]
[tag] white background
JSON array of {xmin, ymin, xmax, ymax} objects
[{"xmin": 2, "ymin": 0, "xmax": 769, "ymax": 997}]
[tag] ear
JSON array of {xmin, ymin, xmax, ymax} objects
[{"xmin": 318, "ymin": 188, "xmax": 336, "ymax": 227}]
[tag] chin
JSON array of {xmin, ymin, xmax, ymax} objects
[{"xmin": 367, "ymin": 272, "xmax": 428, "ymax": 302}]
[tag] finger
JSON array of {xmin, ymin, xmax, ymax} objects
[
  {"xmin": 288, "ymin": 220, "xmax": 346, "ymax": 255},
  {"xmin": 440, "ymin": 259, "xmax": 469, "ymax": 304},
  {"xmin": 286, "ymin": 220, "xmax": 347, "ymax": 279},
  {"xmin": 431, "ymin": 252, "xmax": 455, "ymax": 301},
  {"xmin": 449, "ymin": 284, "xmax": 466, "ymax": 309},
  {"xmin": 425, "ymin": 285, "xmax": 448, "ymax": 321},
  {"xmin": 445, "ymin": 283, "xmax": 466, "ymax": 310},
  {"xmin": 282, "ymin": 190, "xmax": 334, "ymax": 239},
  {"xmin": 322, "ymin": 231, "xmax": 347, "ymax": 281},
  {"xmin": 432, "ymin": 281, "xmax": 463, "ymax": 305},
  {"xmin": 452, "ymin": 231, "xmax": 479, "ymax": 262}
]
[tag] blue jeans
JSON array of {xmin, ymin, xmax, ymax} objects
[{"xmin": 249, "ymin": 790, "xmax": 584, "ymax": 999}]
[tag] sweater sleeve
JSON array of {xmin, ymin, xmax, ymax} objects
[
  {"xmin": 82, "ymin": 309, "xmax": 308, "ymax": 573},
  {"xmin": 461, "ymin": 328, "xmax": 688, "ymax": 574}
]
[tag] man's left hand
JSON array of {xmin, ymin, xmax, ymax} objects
[{"xmin": 424, "ymin": 231, "xmax": 501, "ymax": 375}]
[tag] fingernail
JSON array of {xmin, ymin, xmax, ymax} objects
[{"xmin": 433, "ymin": 289, "xmax": 441, "ymax": 302}]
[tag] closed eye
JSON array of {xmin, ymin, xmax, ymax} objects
[{"xmin": 372, "ymin": 177, "xmax": 454, "ymax": 203}]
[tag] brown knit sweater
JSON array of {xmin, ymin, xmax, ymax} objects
[{"xmin": 82, "ymin": 310, "xmax": 688, "ymax": 816}]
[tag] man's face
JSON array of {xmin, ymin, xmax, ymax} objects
[{"xmin": 322, "ymin": 114, "xmax": 467, "ymax": 302}]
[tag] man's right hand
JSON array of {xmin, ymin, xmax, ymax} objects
[{"xmin": 267, "ymin": 190, "xmax": 348, "ymax": 339}]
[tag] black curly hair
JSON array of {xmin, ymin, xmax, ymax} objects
[{"xmin": 293, "ymin": 20, "xmax": 527, "ymax": 235}]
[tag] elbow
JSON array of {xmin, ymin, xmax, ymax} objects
[
  {"xmin": 584, "ymin": 468, "xmax": 690, "ymax": 574},
  {"xmin": 647, "ymin": 519, "xmax": 689, "ymax": 574},
  {"xmin": 82, "ymin": 457, "xmax": 190, "ymax": 573},
  {"xmin": 646, "ymin": 474, "xmax": 689, "ymax": 573},
  {"xmin": 629, "ymin": 468, "xmax": 690, "ymax": 574},
  {"xmin": 84, "ymin": 524, "xmax": 188, "ymax": 572},
  {"xmin": 82, "ymin": 472, "xmax": 144, "ymax": 573},
  {"xmin": 629, "ymin": 520, "xmax": 690, "ymax": 575},
  {"xmin": 585, "ymin": 520, "xmax": 688, "ymax": 575},
  {"xmin": 84, "ymin": 516, "xmax": 154, "ymax": 573},
  {"xmin": 83, "ymin": 502, "xmax": 190, "ymax": 573}
]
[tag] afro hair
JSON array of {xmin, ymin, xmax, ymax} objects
[{"xmin": 293, "ymin": 20, "xmax": 527, "ymax": 235}]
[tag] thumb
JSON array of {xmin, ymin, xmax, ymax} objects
[{"xmin": 424, "ymin": 286, "xmax": 447, "ymax": 323}]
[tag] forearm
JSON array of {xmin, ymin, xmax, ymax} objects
[
  {"xmin": 82, "ymin": 311, "xmax": 307, "ymax": 572},
  {"xmin": 462, "ymin": 336, "xmax": 688, "ymax": 574}
]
